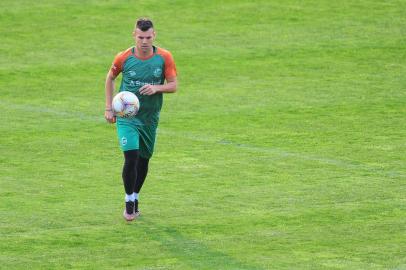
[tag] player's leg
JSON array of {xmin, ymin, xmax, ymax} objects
[
  {"xmin": 117, "ymin": 121, "xmax": 140, "ymax": 221},
  {"xmin": 134, "ymin": 157, "xmax": 149, "ymax": 194},
  {"xmin": 133, "ymin": 157, "xmax": 149, "ymax": 215},
  {"xmin": 122, "ymin": 149, "xmax": 139, "ymax": 214},
  {"xmin": 133, "ymin": 125, "xmax": 156, "ymax": 212}
]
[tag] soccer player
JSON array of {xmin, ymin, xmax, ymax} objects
[{"xmin": 104, "ymin": 18, "xmax": 177, "ymax": 221}]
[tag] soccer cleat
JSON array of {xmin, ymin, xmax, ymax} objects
[{"xmin": 123, "ymin": 201, "xmax": 136, "ymax": 221}]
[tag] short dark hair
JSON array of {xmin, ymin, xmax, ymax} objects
[{"xmin": 136, "ymin": 18, "xmax": 154, "ymax": 31}]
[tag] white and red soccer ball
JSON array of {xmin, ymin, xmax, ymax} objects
[{"xmin": 112, "ymin": 91, "xmax": 140, "ymax": 118}]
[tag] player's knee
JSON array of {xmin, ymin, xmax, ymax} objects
[
  {"xmin": 124, "ymin": 149, "xmax": 139, "ymax": 166},
  {"xmin": 139, "ymin": 157, "xmax": 149, "ymax": 166}
]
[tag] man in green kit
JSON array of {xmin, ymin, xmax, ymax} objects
[{"xmin": 104, "ymin": 18, "xmax": 177, "ymax": 221}]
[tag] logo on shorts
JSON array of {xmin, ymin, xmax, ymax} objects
[
  {"xmin": 153, "ymin": 67, "xmax": 162, "ymax": 78},
  {"xmin": 121, "ymin": 137, "xmax": 127, "ymax": 146}
]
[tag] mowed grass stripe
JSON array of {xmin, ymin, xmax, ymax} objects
[{"xmin": 1, "ymin": 101, "xmax": 404, "ymax": 180}]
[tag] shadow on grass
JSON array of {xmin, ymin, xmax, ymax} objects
[{"xmin": 130, "ymin": 217, "xmax": 263, "ymax": 270}]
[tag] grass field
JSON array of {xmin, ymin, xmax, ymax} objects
[{"xmin": 1, "ymin": 0, "xmax": 405, "ymax": 269}]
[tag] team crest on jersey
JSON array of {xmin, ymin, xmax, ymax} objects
[
  {"xmin": 121, "ymin": 137, "xmax": 127, "ymax": 146},
  {"xmin": 129, "ymin": 71, "xmax": 136, "ymax": 77},
  {"xmin": 153, "ymin": 67, "xmax": 162, "ymax": 78}
]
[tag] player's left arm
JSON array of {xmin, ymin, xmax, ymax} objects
[
  {"xmin": 139, "ymin": 49, "xmax": 178, "ymax": 95},
  {"xmin": 158, "ymin": 76, "xmax": 177, "ymax": 93},
  {"xmin": 139, "ymin": 77, "xmax": 177, "ymax": 95}
]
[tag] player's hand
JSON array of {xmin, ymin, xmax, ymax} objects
[
  {"xmin": 139, "ymin": 84, "xmax": 158, "ymax": 95},
  {"xmin": 105, "ymin": 110, "xmax": 116, "ymax": 123}
]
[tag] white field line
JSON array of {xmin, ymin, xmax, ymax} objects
[
  {"xmin": 2, "ymin": 102, "xmax": 404, "ymax": 178},
  {"xmin": 161, "ymin": 129, "xmax": 405, "ymax": 178}
]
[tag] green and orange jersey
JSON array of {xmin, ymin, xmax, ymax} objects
[{"xmin": 110, "ymin": 46, "xmax": 177, "ymax": 126}]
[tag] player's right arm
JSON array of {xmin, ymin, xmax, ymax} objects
[
  {"xmin": 105, "ymin": 70, "xmax": 117, "ymax": 123},
  {"xmin": 104, "ymin": 50, "xmax": 131, "ymax": 123}
]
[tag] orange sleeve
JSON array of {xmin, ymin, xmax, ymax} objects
[
  {"xmin": 110, "ymin": 48, "xmax": 133, "ymax": 77},
  {"xmin": 156, "ymin": 48, "xmax": 177, "ymax": 79}
]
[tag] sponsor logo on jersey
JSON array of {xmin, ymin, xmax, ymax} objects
[{"xmin": 135, "ymin": 80, "xmax": 161, "ymax": 86}]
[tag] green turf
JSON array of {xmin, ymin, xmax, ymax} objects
[{"xmin": 1, "ymin": 0, "xmax": 405, "ymax": 269}]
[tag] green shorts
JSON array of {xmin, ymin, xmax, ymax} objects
[{"xmin": 116, "ymin": 120, "xmax": 157, "ymax": 158}]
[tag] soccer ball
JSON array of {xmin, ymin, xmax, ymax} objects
[{"xmin": 112, "ymin": 91, "xmax": 140, "ymax": 118}]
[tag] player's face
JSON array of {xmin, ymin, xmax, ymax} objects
[{"xmin": 133, "ymin": 28, "xmax": 155, "ymax": 54}]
